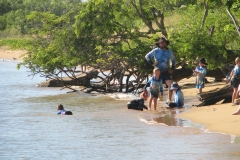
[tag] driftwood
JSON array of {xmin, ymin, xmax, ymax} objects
[
  {"xmin": 36, "ymin": 65, "xmax": 229, "ymax": 95},
  {"xmin": 172, "ymin": 67, "xmax": 226, "ymax": 82},
  {"xmin": 37, "ymin": 70, "xmax": 99, "ymax": 87},
  {"xmin": 172, "ymin": 68, "xmax": 192, "ymax": 82},
  {"xmin": 196, "ymin": 84, "xmax": 232, "ymax": 107}
]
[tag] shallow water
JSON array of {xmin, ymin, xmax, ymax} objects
[{"xmin": 0, "ymin": 60, "xmax": 240, "ymax": 160}]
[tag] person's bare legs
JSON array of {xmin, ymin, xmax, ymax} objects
[
  {"xmin": 153, "ymin": 97, "xmax": 158, "ymax": 110},
  {"xmin": 232, "ymin": 87, "xmax": 238, "ymax": 103},
  {"xmin": 165, "ymin": 80, "xmax": 173, "ymax": 101},
  {"xmin": 199, "ymin": 88, "xmax": 203, "ymax": 93},
  {"xmin": 236, "ymin": 90, "xmax": 239, "ymax": 99},
  {"xmin": 233, "ymin": 106, "xmax": 240, "ymax": 115},
  {"xmin": 148, "ymin": 95, "xmax": 153, "ymax": 110}
]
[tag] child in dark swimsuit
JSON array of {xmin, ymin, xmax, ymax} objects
[{"xmin": 57, "ymin": 104, "xmax": 73, "ymax": 115}]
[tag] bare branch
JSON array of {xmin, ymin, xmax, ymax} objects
[
  {"xmin": 200, "ymin": 0, "xmax": 208, "ymax": 30},
  {"xmin": 226, "ymin": 8, "xmax": 240, "ymax": 37},
  {"xmin": 150, "ymin": 7, "xmax": 168, "ymax": 37},
  {"xmin": 130, "ymin": 0, "xmax": 155, "ymax": 33}
]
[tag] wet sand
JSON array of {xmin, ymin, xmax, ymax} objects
[
  {"xmin": 177, "ymin": 78, "xmax": 240, "ymax": 136},
  {"xmin": 1, "ymin": 48, "xmax": 239, "ymax": 136}
]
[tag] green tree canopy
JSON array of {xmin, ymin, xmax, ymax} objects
[{"xmin": 14, "ymin": 0, "xmax": 240, "ymax": 91}]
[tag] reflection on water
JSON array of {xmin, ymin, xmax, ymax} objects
[{"xmin": 1, "ymin": 61, "xmax": 240, "ymax": 160}]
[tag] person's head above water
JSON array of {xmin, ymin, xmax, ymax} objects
[{"xmin": 57, "ymin": 104, "xmax": 64, "ymax": 110}]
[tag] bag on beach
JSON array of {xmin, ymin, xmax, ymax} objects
[{"xmin": 64, "ymin": 111, "xmax": 73, "ymax": 115}]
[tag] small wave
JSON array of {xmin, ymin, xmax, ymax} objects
[
  {"xmin": 107, "ymin": 93, "xmax": 139, "ymax": 100},
  {"xmin": 138, "ymin": 114, "xmax": 167, "ymax": 125},
  {"xmin": 201, "ymin": 128, "xmax": 237, "ymax": 143},
  {"xmin": 138, "ymin": 115, "xmax": 158, "ymax": 125}
]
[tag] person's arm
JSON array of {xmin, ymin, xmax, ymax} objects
[
  {"xmin": 170, "ymin": 51, "xmax": 176, "ymax": 70},
  {"xmin": 145, "ymin": 49, "xmax": 156, "ymax": 66},
  {"xmin": 193, "ymin": 67, "xmax": 205, "ymax": 76},
  {"xmin": 203, "ymin": 67, "xmax": 207, "ymax": 76},
  {"xmin": 159, "ymin": 79, "xmax": 163, "ymax": 93},
  {"xmin": 57, "ymin": 110, "xmax": 62, "ymax": 115},
  {"xmin": 226, "ymin": 68, "xmax": 234, "ymax": 83},
  {"xmin": 143, "ymin": 78, "xmax": 152, "ymax": 90}
]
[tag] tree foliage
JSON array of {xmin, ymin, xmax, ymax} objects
[{"xmin": 2, "ymin": 0, "xmax": 237, "ymax": 92}]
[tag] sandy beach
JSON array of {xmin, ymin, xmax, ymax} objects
[
  {"xmin": 1, "ymin": 47, "xmax": 239, "ymax": 137},
  {"xmin": 0, "ymin": 46, "xmax": 26, "ymax": 61},
  {"xmin": 178, "ymin": 78, "xmax": 240, "ymax": 137}
]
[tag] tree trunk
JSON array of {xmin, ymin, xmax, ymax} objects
[
  {"xmin": 226, "ymin": 8, "xmax": 240, "ymax": 37},
  {"xmin": 150, "ymin": 7, "xmax": 168, "ymax": 37},
  {"xmin": 125, "ymin": 75, "xmax": 130, "ymax": 93},
  {"xmin": 172, "ymin": 68, "xmax": 193, "ymax": 82},
  {"xmin": 37, "ymin": 70, "xmax": 99, "ymax": 87},
  {"xmin": 171, "ymin": 67, "xmax": 226, "ymax": 82},
  {"xmin": 200, "ymin": 0, "xmax": 208, "ymax": 30}
]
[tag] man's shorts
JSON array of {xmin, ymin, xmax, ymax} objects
[
  {"xmin": 196, "ymin": 84, "xmax": 204, "ymax": 89},
  {"xmin": 160, "ymin": 71, "xmax": 173, "ymax": 82},
  {"xmin": 231, "ymin": 77, "xmax": 240, "ymax": 88}
]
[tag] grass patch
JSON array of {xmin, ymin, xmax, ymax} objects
[{"xmin": 0, "ymin": 38, "xmax": 31, "ymax": 50}]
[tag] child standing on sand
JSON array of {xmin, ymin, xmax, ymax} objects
[
  {"xmin": 143, "ymin": 68, "xmax": 162, "ymax": 110},
  {"xmin": 193, "ymin": 58, "xmax": 207, "ymax": 94},
  {"xmin": 226, "ymin": 57, "xmax": 240, "ymax": 104}
]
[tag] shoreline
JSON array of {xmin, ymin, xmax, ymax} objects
[
  {"xmin": 1, "ymin": 48, "xmax": 239, "ymax": 137},
  {"xmin": 0, "ymin": 46, "xmax": 26, "ymax": 61},
  {"xmin": 178, "ymin": 103, "xmax": 240, "ymax": 136},
  {"xmin": 177, "ymin": 79, "xmax": 240, "ymax": 137}
]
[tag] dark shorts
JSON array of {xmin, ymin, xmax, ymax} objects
[
  {"xmin": 196, "ymin": 84, "xmax": 204, "ymax": 89},
  {"xmin": 150, "ymin": 91, "xmax": 159, "ymax": 98},
  {"xmin": 165, "ymin": 102, "xmax": 177, "ymax": 108},
  {"xmin": 160, "ymin": 71, "xmax": 173, "ymax": 82},
  {"xmin": 231, "ymin": 77, "xmax": 240, "ymax": 88}
]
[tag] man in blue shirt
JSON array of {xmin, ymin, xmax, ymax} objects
[{"xmin": 145, "ymin": 37, "xmax": 176, "ymax": 102}]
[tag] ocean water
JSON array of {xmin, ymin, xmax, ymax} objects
[{"xmin": 0, "ymin": 60, "xmax": 240, "ymax": 160}]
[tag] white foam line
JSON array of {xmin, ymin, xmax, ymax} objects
[{"xmin": 202, "ymin": 128, "xmax": 237, "ymax": 143}]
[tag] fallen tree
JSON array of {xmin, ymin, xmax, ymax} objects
[
  {"xmin": 196, "ymin": 84, "xmax": 232, "ymax": 107},
  {"xmin": 36, "ymin": 66, "xmax": 230, "ymax": 95},
  {"xmin": 37, "ymin": 70, "xmax": 99, "ymax": 88}
]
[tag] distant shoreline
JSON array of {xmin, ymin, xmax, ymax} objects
[{"xmin": 0, "ymin": 46, "xmax": 26, "ymax": 61}]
